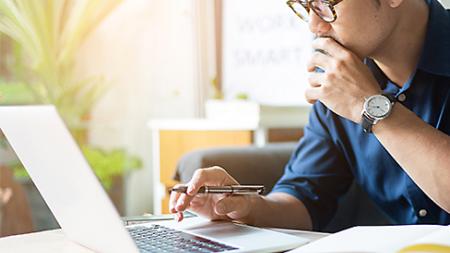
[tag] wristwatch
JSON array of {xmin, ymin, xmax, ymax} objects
[{"xmin": 361, "ymin": 93, "xmax": 396, "ymax": 133}]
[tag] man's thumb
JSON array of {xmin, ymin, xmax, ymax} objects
[{"xmin": 215, "ymin": 196, "xmax": 246, "ymax": 215}]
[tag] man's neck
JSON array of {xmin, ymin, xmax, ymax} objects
[{"xmin": 371, "ymin": 1, "xmax": 429, "ymax": 87}]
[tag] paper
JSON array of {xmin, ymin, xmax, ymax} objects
[{"xmin": 289, "ymin": 225, "xmax": 450, "ymax": 253}]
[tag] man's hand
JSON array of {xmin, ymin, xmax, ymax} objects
[
  {"xmin": 306, "ymin": 37, "xmax": 382, "ymax": 123},
  {"xmin": 169, "ymin": 167, "xmax": 254, "ymax": 223}
]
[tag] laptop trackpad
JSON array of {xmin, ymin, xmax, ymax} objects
[
  {"xmin": 185, "ymin": 221, "xmax": 259, "ymax": 239},
  {"xmin": 153, "ymin": 216, "xmax": 307, "ymax": 251}
]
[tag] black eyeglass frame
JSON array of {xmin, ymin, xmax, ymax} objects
[{"xmin": 286, "ymin": 0, "xmax": 345, "ymax": 23}]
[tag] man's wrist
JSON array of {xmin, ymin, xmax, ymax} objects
[
  {"xmin": 353, "ymin": 93, "xmax": 375, "ymax": 124},
  {"xmin": 372, "ymin": 102, "xmax": 405, "ymax": 133},
  {"xmin": 354, "ymin": 98, "xmax": 366, "ymax": 124},
  {"xmin": 360, "ymin": 92, "xmax": 396, "ymax": 133}
]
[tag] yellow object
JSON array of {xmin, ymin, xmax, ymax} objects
[
  {"xmin": 399, "ymin": 244, "xmax": 450, "ymax": 253},
  {"xmin": 287, "ymin": 225, "xmax": 450, "ymax": 253},
  {"xmin": 158, "ymin": 130, "xmax": 252, "ymax": 213}
]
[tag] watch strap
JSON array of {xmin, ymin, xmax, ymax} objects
[
  {"xmin": 362, "ymin": 113, "xmax": 376, "ymax": 133},
  {"xmin": 382, "ymin": 92, "xmax": 396, "ymax": 103}
]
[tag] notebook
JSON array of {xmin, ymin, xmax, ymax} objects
[{"xmin": 290, "ymin": 225, "xmax": 450, "ymax": 253}]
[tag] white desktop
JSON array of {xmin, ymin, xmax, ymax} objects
[{"xmin": 0, "ymin": 106, "xmax": 316, "ymax": 253}]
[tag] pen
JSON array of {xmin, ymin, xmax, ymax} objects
[{"xmin": 170, "ymin": 185, "xmax": 265, "ymax": 195}]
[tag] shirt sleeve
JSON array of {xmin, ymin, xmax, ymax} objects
[{"xmin": 271, "ymin": 102, "xmax": 353, "ymax": 231}]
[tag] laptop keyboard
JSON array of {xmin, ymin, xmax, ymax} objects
[{"xmin": 128, "ymin": 224, "xmax": 238, "ymax": 253}]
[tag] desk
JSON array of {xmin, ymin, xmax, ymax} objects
[{"xmin": 0, "ymin": 227, "xmax": 328, "ymax": 252}]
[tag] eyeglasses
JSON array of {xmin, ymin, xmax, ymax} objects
[{"xmin": 286, "ymin": 0, "xmax": 344, "ymax": 23}]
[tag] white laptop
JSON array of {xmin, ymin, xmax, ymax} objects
[{"xmin": 0, "ymin": 105, "xmax": 309, "ymax": 253}]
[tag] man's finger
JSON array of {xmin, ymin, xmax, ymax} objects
[
  {"xmin": 169, "ymin": 184, "xmax": 183, "ymax": 213},
  {"xmin": 305, "ymin": 87, "xmax": 322, "ymax": 104},
  {"xmin": 187, "ymin": 168, "xmax": 211, "ymax": 195},
  {"xmin": 186, "ymin": 167, "xmax": 235, "ymax": 195},
  {"xmin": 308, "ymin": 72, "xmax": 324, "ymax": 88},
  {"xmin": 214, "ymin": 196, "xmax": 248, "ymax": 216},
  {"xmin": 176, "ymin": 211, "xmax": 184, "ymax": 222},
  {"xmin": 190, "ymin": 194, "xmax": 207, "ymax": 206},
  {"xmin": 190, "ymin": 198, "xmax": 204, "ymax": 208},
  {"xmin": 312, "ymin": 37, "xmax": 347, "ymax": 59},
  {"xmin": 307, "ymin": 51, "xmax": 331, "ymax": 72},
  {"xmin": 175, "ymin": 192, "xmax": 193, "ymax": 212}
]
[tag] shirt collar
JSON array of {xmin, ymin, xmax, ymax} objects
[
  {"xmin": 417, "ymin": 0, "xmax": 450, "ymax": 77},
  {"xmin": 365, "ymin": 58, "xmax": 388, "ymax": 89}
]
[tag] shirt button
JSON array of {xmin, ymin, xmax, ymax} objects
[
  {"xmin": 398, "ymin": 93, "xmax": 407, "ymax": 102},
  {"xmin": 418, "ymin": 209, "xmax": 428, "ymax": 217}
]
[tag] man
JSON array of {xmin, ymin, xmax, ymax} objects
[{"xmin": 169, "ymin": 0, "xmax": 450, "ymax": 231}]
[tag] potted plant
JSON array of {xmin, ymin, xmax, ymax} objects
[
  {"xmin": 0, "ymin": 0, "xmax": 123, "ymax": 125},
  {"xmin": 0, "ymin": 0, "xmax": 141, "ymax": 228}
]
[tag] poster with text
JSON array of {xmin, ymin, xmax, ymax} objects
[{"xmin": 222, "ymin": 0, "xmax": 312, "ymax": 106}]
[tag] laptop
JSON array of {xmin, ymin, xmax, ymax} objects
[{"xmin": 0, "ymin": 105, "xmax": 309, "ymax": 253}]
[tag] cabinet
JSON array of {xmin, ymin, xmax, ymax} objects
[{"xmin": 149, "ymin": 119, "xmax": 256, "ymax": 214}]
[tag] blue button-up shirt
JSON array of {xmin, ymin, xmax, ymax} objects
[{"xmin": 272, "ymin": 0, "xmax": 450, "ymax": 231}]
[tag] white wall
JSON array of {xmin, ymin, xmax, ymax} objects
[{"xmin": 76, "ymin": 0, "xmax": 202, "ymax": 215}]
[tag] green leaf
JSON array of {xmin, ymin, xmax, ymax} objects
[
  {"xmin": 0, "ymin": 0, "xmax": 123, "ymax": 124},
  {"xmin": 81, "ymin": 145, "xmax": 142, "ymax": 190}
]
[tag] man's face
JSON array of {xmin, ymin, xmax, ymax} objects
[{"xmin": 309, "ymin": 0, "xmax": 396, "ymax": 58}]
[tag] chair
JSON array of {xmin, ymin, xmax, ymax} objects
[{"xmin": 174, "ymin": 143, "xmax": 392, "ymax": 233}]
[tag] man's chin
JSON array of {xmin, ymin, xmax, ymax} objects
[{"xmin": 335, "ymin": 40, "xmax": 367, "ymax": 60}]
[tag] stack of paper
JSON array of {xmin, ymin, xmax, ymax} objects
[{"xmin": 289, "ymin": 225, "xmax": 450, "ymax": 253}]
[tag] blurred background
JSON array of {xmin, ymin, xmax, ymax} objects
[{"xmin": 0, "ymin": 0, "xmax": 448, "ymax": 237}]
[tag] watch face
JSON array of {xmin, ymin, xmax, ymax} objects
[{"xmin": 366, "ymin": 95, "xmax": 391, "ymax": 119}]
